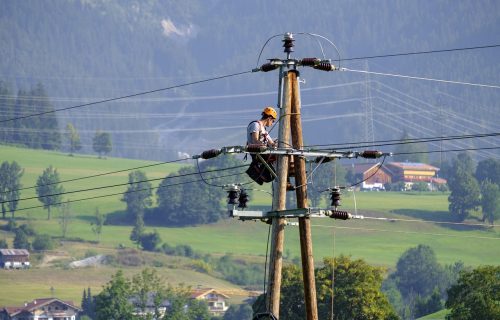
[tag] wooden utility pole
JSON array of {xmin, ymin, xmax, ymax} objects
[
  {"xmin": 290, "ymin": 70, "xmax": 319, "ymax": 320},
  {"xmin": 266, "ymin": 69, "xmax": 292, "ymax": 317}
]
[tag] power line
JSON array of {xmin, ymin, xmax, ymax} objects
[
  {"xmin": 311, "ymin": 224, "xmax": 500, "ymax": 241},
  {"xmin": 340, "ymin": 44, "xmax": 500, "ymax": 61},
  {"xmin": 341, "ymin": 68, "xmax": 500, "ymax": 89},
  {"xmin": 3, "ymin": 164, "xmax": 248, "ymax": 204},
  {"xmin": 392, "ymin": 146, "xmax": 500, "ymax": 156},
  {"xmin": 0, "ymin": 70, "xmax": 253, "ymax": 124},
  {"xmin": 9, "ymin": 171, "xmax": 245, "ymax": 214},
  {"xmin": 361, "ymin": 216, "xmax": 500, "ymax": 228},
  {"xmin": 305, "ymin": 132, "xmax": 500, "ymax": 150},
  {"xmin": 1, "ymin": 157, "xmax": 193, "ymax": 195}
]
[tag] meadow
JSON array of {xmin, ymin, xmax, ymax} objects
[{"xmin": 0, "ymin": 145, "xmax": 499, "ymax": 308}]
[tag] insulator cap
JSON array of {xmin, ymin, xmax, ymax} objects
[
  {"xmin": 282, "ymin": 33, "xmax": 295, "ymax": 54},
  {"xmin": 246, "ymin": 144, "xmax": 268, "ymax": 153},
  {"xmin": 201, "ymin": 149, "xmax": 222, "ymax": 159},
  {"xmin": 313, "ymin": 61, "xmax": 336, "ymax": 72},
  {"xmin": 361, "ymin": 150, "xmax": 383, "ymax": 159},
  {"xmin": 329, "ymin": 210, "xmax": 351, "ymax": 220},
  {"xmin": 260, "ymin": 63, "xmax": 280, "ymax": 72},
  {"xmin": 238, "ymin": 189, "xmax": 249, "ymax": 208},
  {"xmin": 300, "ymin": 58, "xmax": 321, "ymax": 67},
  {"xmin": 330, "ymin": 187, "xmax": 341, "ymax": 208},
  {"xmin": 227, "ymin": 190, "xmax": 239, "ymax": 205}
]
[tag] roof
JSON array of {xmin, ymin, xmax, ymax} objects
[
  {"xmin": 191, "ymin": 289, "xmax": 229, "ymax": 300},
  {"xmin": 0, "ymin": 249, "xmax": 29, "ymax": 256},
  {"xmin": 387, "ymin": 162, "xmax": 439, "ymax": 171},
  {"xmin": 3, "ymin": 298, "xmax": 81, "ymax": 316},
  {"xmin": 344, "ymin": 163, "xmax": 381, "ymax": 175}
]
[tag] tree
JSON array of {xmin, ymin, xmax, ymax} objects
[
  {"xmin": 165, "ymin": 284, "xmax": 211, "ymax": 320},
  {"xmin": 224, "ymin": 304, "xmax": 253, "ymax": 320},
  {"xmin": 91, "ymin": 208, "xmax": 106, "ymax": 242},
  {"xmin": 58, "ymin": 200, "xmax": 72, "ymax": 238},
  {"xmin": 475, "ymin": 158, "xmax": 500, "ymax": 185},
  {"xmin": 446, "ymin": 265, "xmax": 500, "ymax": 320},
  {"xmin": 32, "ymin": 234, "xmax": 54, "ymax": 250},
  {"xmin": 94, "ymin": 270, "xmax": 135, "ymax": 320},
  {"xmin": 391, "ymin": 245, "xmax": 444, "ymax": 299},
  {"xmin": 130, "ymin": 268, "xmax": 168, "ymax": 320},
  {"xmin": 155, "ymin": 155, "xmax": 242, "ymax": 226},
  {"xmin": 65, "ymin": 123, "xmax": 82, "ymax": 156},
  {"xmin": 36, "ymin": 166, "xmax": 64, "ymax": 220},
  {"xmin": 0, "ymin": 238, "xmax": 8, "ymax": 248},
  {"xmin": 81, "ymin": 287, "xmax": 95, "ymax": 319},
  {"xmin": 253, "ymin": 255, "xmax": 398, "ymax": 319},
  {"xmin": 93, "ymin": 131, "xmax": 112, "ymax": 158},
  {"xmin": 130, "ymin": 215, "xmax": 145, "ymax": 246},
  {"xmin": 392, "ymin": 131, "xmax": 429, "ymax": 163},
  {"xmin": 122, "ymin": 170, "xmax": 152, "ymax": 222},
  {"xmin": 13, "ymin": 229, "xmax": 30, "ymax": 250},
  {"xmin": 480, "ymin": 180, "xmax": 500, "ymax": 224},
  {"xmin": 0, "ymin": 161, "xmax": 23, "ymax": 219},
  {"xmin": 447, "ymin": 153, "xmax": 480, "ymax": 221},
  {"xmin": 138, "ymin": 230, "xmax": 162, "ymax": 252}
]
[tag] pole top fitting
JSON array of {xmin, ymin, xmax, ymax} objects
[{"xmin": 283, "ymin": 32, "xmax": 295, "ymax": 56}]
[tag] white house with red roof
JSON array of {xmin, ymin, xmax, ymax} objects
[
  {"xmin": 191, "ymin": 288, "xmax": 230, "ymax": 316},
  {"xmin": 0, "ymin": 298, "xmax": 81, "ymax": 320}
]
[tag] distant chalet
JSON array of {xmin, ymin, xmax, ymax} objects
[
  {"xmin": 0, "ymin": 249, "xmax": 30, "ymax": 269},
  {"xmin": 0, "ymin": 298, "xmax": 81, "ymax": 320}
]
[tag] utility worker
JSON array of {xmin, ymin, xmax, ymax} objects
[
  {"xmin": 247, "ymin": 106, "xmax": 277, "ymax": 147},
  {"xmin": 246, "ymin": 107, "xmax": 278, "ymax": 184}
]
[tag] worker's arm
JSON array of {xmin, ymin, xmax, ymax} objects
[{"xmin": 250, "ymin": 131, "xmax": 261, "ymax": 145}]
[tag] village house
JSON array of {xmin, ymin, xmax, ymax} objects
[
  {"xmin": 191, "ymin": 288, "xmax": 230, "ymax": 317},
  {"xmin": 0, "ymin": 298, "xmax": 81, "ymax": 320},
  {"xmin": 0, "ymin": 249, "xmax": 30, "ymax": 269},
  {"xmin": 345, "ymin": 161, "xmax": 446, "ymax": 191},
  {"xmin": 385, "ymin": 162, "xmax": 447, "ymax": 190}
]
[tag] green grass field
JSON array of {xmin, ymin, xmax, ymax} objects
[{"xmin": 1, "ymin": 145, "xmax": 499, "ymax": 308}]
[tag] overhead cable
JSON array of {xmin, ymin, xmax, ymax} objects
[
  {"xmin": 9, "ymin": 171, "xmax": 245, "ymax": 214},
  {"xmin": 341, "ymin": 68, "xmax": 500, "ymax": 89},
  {"xmin": 0, "ymin": 70, "xmax": 253, "ymax": 124},
  {"xmin": 340, "ymin": 44, "xmax": 500, "ymax": 61},
  {"xmin": 3, "ymin": 164, "xmax": 248, "ymax": 204}
]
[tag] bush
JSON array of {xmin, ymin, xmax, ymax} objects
[
  {"xmin": 139, "ymin": 230, "xmax": 162, "ymax": 251},
  {"xmin": 32, "ymin": 234, "xmax": 54, "ymax": 250},
  {"xmin": 18, "ymin": 223, "xmax": 36, "ymax": 236},
  {"xmin": 412, "ymin": 182, "xmax": 429, "ymax": 192},
  {"xmin": 192, "ymin": 259, "xmax": 213, "ymax": 274},
  {"xmin": 0, "ymin": 238, "xmax": 8, "ymax": 248}
]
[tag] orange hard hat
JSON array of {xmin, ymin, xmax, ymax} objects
[{"xmin": 262, "ymin": 106, "xmax": 277, "ymax": 119}]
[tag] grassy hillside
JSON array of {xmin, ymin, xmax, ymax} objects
[{"xmin": 1, "ymin": 145, "xmax": 499, "ymax": 307}]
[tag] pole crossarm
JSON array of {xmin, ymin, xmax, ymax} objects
[
  {"xmin": 194, "ymin": 145, "xmax": 391, "ymax": 161},
  {"xmin": 229, "ymin": 207, "xmax": 365, "ymax": 221}
]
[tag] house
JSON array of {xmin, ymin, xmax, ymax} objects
[
  {"xmin": 0, "ymin": 298, "xmax": 81, "ymax": 320},
  {"xmin": 345, "ymin": 162, "xmax": 393, "ymax": 190},
  {"xmin": 0, "ymin": 249, "xmax": 30, "ymax": 269},
  {"xmin": 128, "ymin": 293, "xmax": 171, "ymax": 319},
  {"xmin": 191, "ymin": 288, "xmax": 230, "ymax": 317},
  {"xmin": 385, "ymin": 162, "xmax": 447, "ymax": 190}
]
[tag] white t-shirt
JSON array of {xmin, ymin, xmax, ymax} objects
[{"xmin": 247, "ymin": 121, "xmax": 272, "ymax": 145}]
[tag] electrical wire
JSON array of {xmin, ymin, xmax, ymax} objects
[
  {"xmin": 0, "ymin": 157, "xmax": 193, "ymax": 195},
  {"xmin": 305, "ymin": 132, "xmax": 500, "ymax": 150},
  {"xmin": 341, "ymin": 67, "xmax": 500, "ymax": 89},
  {"xmin": 361, "ymin": 216, "xmax": 500, "ymax": 228},
  {"xmin": 8, "ymin": 171, "xmax": 245, "ymax": 214},
  {"xmin": 392, "ymin": 146, "xmax": 500, "ymax": 156},
  {"xmin": 311, "ymin": 224, "xmax": 500, "ymax": 241},
  {"xmin": 340, "ymin": 44, "xmax": 500, "ymax": 61},
  {"xmin": 0, "ymin": 70, "xmax": 253, "ymax": 124},
  {"xmin": 4, "ymin": 164, "xmax": 249, "ymax": 205}
]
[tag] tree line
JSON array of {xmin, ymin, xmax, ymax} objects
[{"xmin": 0, "ymin": 81, "xmax": 113, "ymax": 158}]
